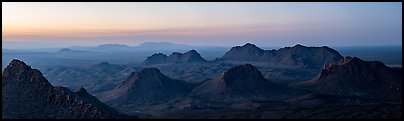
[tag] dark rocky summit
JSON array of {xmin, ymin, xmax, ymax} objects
[
  {"xmin": 2, "ymin": 59, "xmax": 129, "ymax": 119},
  {"xmin": 221, "ymin": 43, "xmax": 267, "ymax": 61},
  {"xmin": 221, "ymin": 43, "xmax": 343, "ymax": 68},
  {"xmin": 294, "ymin": 56, "xmax": 402, "ymax": 100},
  {"xmin": 105, "ymin": 68, "xmax": 192, "ymax": 105},
  {"xmin": 143, "ymin": 53, "xmax": 168, "ymax": 65},
  {"xmin": 143, "ymin": 50, "xmax": 207, "ymax": 65},
  {"xmin": 191, "ymin": 64, "xmax": 289, "ymax": 101}
]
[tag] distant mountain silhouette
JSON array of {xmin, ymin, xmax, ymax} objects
[
  {"xmin": 221, "ymin": 43, "xmax": 343, "ymax": 68},
  {"xmin": 191, "ymin": 64, "xmax": 288, "ymax": 101},
  {"xmin": 294, "ymin": 56, "xmax": 402, "ymax": 100},
  {"xmin": 69, "ymin": 42, "xmax": 196, "ymax": 52},
  {"xmin": 2, "ymin": 59, "xmax": 128, "ymax": 119},
  {"xmin": 97, "ymin": 44, "xmax": 132, "ymax": 48},
  {"xmin": 105, "ymin": 68, "xmax": 192, "ymax": 105},
  {"xmin": 69, "ymin": 44, "xmax": 134, "ymax": 52},
  {"xmin": 136, "ymin": 42, "xmax": 193, "ymax": 50},
  {"xmin": 96, "ymin": 44, "xmax": 134, "ymax": 52},
  {"xmin": 57, "ymin": 48, "xmax": 94, "ymax": 54},
  {"xmin": 143, "ymin": 50, "xmax": 207, "ymax": 65}
]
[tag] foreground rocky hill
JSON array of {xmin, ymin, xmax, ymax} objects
[
  {"xmin": 105, "ymin": 68, "xmax": 192, "ymax": 104},
  {"xmin": 2, "ymin": 59, "xmax": 130, "ymax": 119},
  {"xmin": 191, "ymin": 64, "xmax": 292, "ymax": 101},
  {"xmin": 293, "ymin": 56, "xmax": 402, "ymax": 100}
]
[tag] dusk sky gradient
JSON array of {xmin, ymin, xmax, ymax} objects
[{"xmin": 2, "ymin": 2, "xmax": 402, "ymax": 49}]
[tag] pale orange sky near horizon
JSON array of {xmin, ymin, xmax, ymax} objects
[
  {"xmin": 2, "ymin": 2, "xmax": 402, "ymax": 49},
  {"xmin": 3, "ymin": 2, "xmax": 288, "ymax": 37}
]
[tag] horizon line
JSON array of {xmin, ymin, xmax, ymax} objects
[{"xmin": 2, "ymin": 42, "xmax": 402, "ymax": 51}]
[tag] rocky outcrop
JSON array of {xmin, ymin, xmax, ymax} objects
[
  {"xmin": 294, "ymin": 56, "xmax": 402, "ymax": 100},
  {"xmin": 221, "ymin": 43, "xmax": 269, "ymax": 61},
  {"xmin": 2, "ymin": 59, "xmax": 128, "ymax": 119},
  {"xmin": 191, "ymin": 64, "xmax": 288, "ymax": 101},
  {"xmin": 143, "ymin": 50, "xmax": 207, "ymax": 65},
  {"xmin": 105, "ymin": 68, "xmax": 192, "ymax": 104},
  {"xmin": 221, "ymin": 43, "xmax": 343, "ymax": 68}
]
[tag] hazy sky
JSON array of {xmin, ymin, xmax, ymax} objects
[{"xmin": 2, "ymin": 2, "xmax": 402, "ymax": 49}]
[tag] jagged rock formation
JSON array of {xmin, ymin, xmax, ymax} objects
[
  {"xmin": 191, "ymin": 64, "xmax": 288, "ymax": 101},
  {"xmin": 221, "ymin": 43, "xmax": 343, "ymax": 68},
  {"xmin": 105, "ymin": 68, "xmax": 192, "ymax": 105},
  {"xmin": 143, "ymin": 53, "xmax": 168, "ymax": 65},
  {"xmin": 2, "ymin": 59, "xmax": 128, "ymax": 119},
  {"xmin": 143, "ymin": 50, "xmax": 207, "ymax": 65},
  {"xmin": 294, "ymin": 56, "xmax": 402, "ymax": 100}
]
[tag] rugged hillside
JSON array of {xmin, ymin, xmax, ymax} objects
[
  {"xmin": 221, "ymin": 43, "xmax": 269, "ymax": 61},
  {"xmin": 2, "ymin": 59, "xmax": 129, "ymax": 119},
  {"xmin": 273, "ymin": 44, "xmax": 343, "ymax": 67},
  {"xmin": 143, "ymin": 53, "xmax": 168, "ymax": 65},
  {"xmin": 294, "ymin": 56, "xmax": 402, "ymax": 100},
  {"xmin": 105, "ymin": 68, "xmax": 192, "ymax": 105},
  {"xmin": 191, "ymin": 64, "xmax": 289, "ymax": 101},
  {"xmin": 221, "ymin": 43, "xmax": 343, "ymax": 68},
  {"xmin": 143, "ymin": 50, "xmax": 207, "ymax": 65}
]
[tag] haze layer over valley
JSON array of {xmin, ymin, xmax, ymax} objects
[{"xmin": 2, "ymin": 42, "xmax": 402, "ymax": 119}]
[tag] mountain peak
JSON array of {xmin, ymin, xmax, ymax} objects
[
  {"xmin": 74, "ymin": 87, "xmax": 91, "ymax": 96},
  {"xmin": 8, "ymin": 59, "xmax": 29, "ymax": 69},
  {"xmin": 221, "ymin": 43, "xmax": 343, "ymax": 68},
  {"xmin": 183, "ymin": 50, "xmax": 204, "ymax": 58},
  {"xmin": 293, "ymin": 44, "xmax": 305, "ymax": 47},
  {"xmin": 299, "ymin": 56, "xmax": 402, "ymax": 100},
  {"xmin": 76, "ymin": 87, "xmax": 88, "ymax": 93},
  {"xmin": 98, "ymin": 44, "xmax": 130, "ymax": 47},
  {"xmin": 185, "ymin": 49, "xmax": 198, "ymax": 54},
  {"xmin": 171, "ymin": 52, "xmax": 182, "ymax": 55},
  {"xmin": 192, "ymin": 64, "xmax": 282, "ymax": 100},
  {"xmin": 143, "ymin": 50, "xmax": 206, "ymax": 65},
  {"xmin": 242, "ymin": 43, "xmax": 260, "ymax": 48},
  {"xmin": 143, "ymin": 53, "xmax": 168, "ymax": 65},
  {"xmin": 3, "ymin": 59, "xmax": 44, "ymax": 82},
  {"xmin": 147, "ymin": 53, "xmax": 167, "ymax": 58},
  {"xmin": 223, "ymin": 64, "xmax": 265, "ymax": 81},
  {"xmin": 139, "ymin": 42, "xmax": 174, "ymax": 46},
  {"xmin": 152, "ymin": 53, "xmax": 168, "ymax": 57},
  {"xmin": 244, "ymin": 42, "xmax": 254, "ymax": 45},
  {"xmin": 106, "ymin": 67, "xmax": 191, "ymax": 104},
  {"xmin": 2, "ymin": 60, "xmax": 127, "ymax": 119},
  {"xmin": 221, "ymin": 43, "xmax": 265, "ymax": 61}
]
